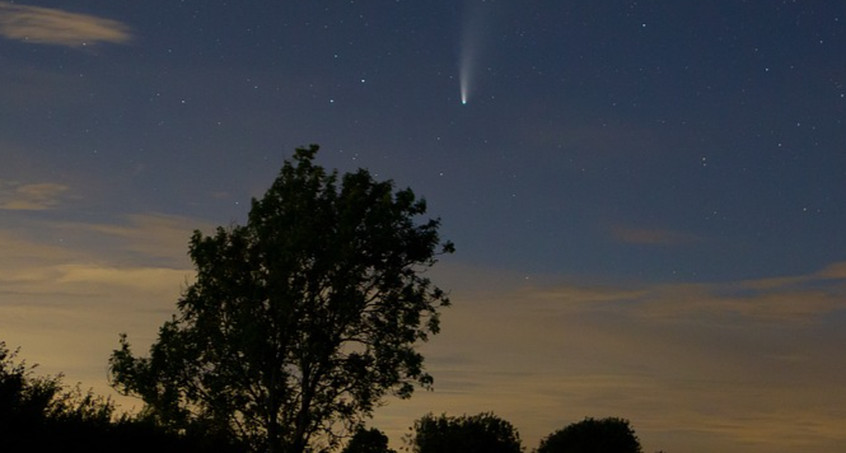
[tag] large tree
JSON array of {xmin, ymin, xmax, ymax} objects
[{"xmin": 109, "ymin": 145, "xmax": 453, "ymax": 453}]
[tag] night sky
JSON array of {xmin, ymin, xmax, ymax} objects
[{"xmin": 2, "ymin": 1, "xmax": 846, "ymax": 451}]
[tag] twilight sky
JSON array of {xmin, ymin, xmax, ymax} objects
[{"xmin": 2, "ymin": 1, "xmax": 846, "ymax": 451}]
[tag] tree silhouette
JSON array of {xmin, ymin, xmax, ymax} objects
[
  {"xmin": 342, "ymin": 426, "xmax": 397, "ymax": 453},
  {"xmin": 406, "ymin": 412, "xmax": 523, "ymax": 453},
  {"xmin": 535, "ymin": 417, "xmax": 642, "ymax": 453},
  {"xmin": 109, "ymin": 145, "xmax": 454, "ymax": 453}
]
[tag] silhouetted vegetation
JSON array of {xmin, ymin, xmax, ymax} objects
[
  {"xmin": 535, "ymin": 417, "xmax": 642, "ymax": 453},
  {"xmin": 109, "ymin": 145, "xmax": 454, "ymax": 453},
  {"xmin": 342, "ymin": 426, "xmax": 397, "ymax": 453},
  {"xmin": 405, "ymin": 412, "xmax": 523, "ymax": 453},
  {"xmin": 3, "ymin": 341, "xmax": 659, "ymax": 452},
  {"xmin": 0, "ymin": 341, "xmax": 245, "ymax": 453}
]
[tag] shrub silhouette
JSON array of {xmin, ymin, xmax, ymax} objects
[
  {"xmin": 407, "ymin": 412, "xmax": 523, "ymax": 453},
  {"xmin": 342, "ymin": 426, "xmax": 397, "ymax": 453},
  {"xmin": 535, "ymin": 417, "xmax": 642, "ymax": 453},
  {"xmin": 1, "ymin": 341, "xmax": 244, "ymax": 453}
]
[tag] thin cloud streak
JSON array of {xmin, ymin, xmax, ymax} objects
[
  {"xmin": 0, "ymin": 213, "xmax": 197, "ymax": 300},
  {"xmin": 530, "ymin": 265, "xmax": 846, "ymax": 322},
  {"xmin": 0, "ymin": 180, "xmax": 70, "ymax": 210},
  {"xmin": 0, "ymin": 2, "xmax": 131, "ymax": 47},
  {"xmin": 0, "ymin": 213, "xmax": 194, "ymax": 405},
  {"xmin": 57, "ymin": 213, "xmax": 212, "ymax": 267}
]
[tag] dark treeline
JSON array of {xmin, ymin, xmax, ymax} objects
[
  {"xmin": 2, "ymin": 343, "xmax": 652, "ymax": 453},
  {"xmin": 401, "ymin": 412, "xmax": 645, "ymax": 453}
]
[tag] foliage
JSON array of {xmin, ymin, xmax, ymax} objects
[
  {"xmin": 342, "ymin": 426, "xmax": 397, "ymax": 453},
  {"xmin": 1, "ymin": 341, "xmax": 113, "ymax": 434},
  {"xmin": 1, "ymin": 341, "xmax": 244, "ymax": 452},
  {"xmin": 110, "ymin": 145, "xmax": 454, "ymax": 453},
  {"xmin": 535, "ymin": 417, "xmax": 642, "ymax": 453},
  {"xmin": 406, "ymin": 412, "xmax": 523, "ymax": 453}
]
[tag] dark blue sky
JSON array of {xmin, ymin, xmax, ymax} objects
[
  {"xmin": 2, "ymin": 2, "xmax": 846, "ymax": 451},
  {"xmin": 5, "ymin": 1, "xmax": 844, "ymax": 280}
]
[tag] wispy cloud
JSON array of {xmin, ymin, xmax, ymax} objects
[
  {"xmin": 530, "ymin": 264, "xmax": 846, "ymax": 322},
  {"xmin": 373, "ymin": 263, "xmax": 846, "ymax": 451},
  {"xmin": 56, "ymin": 213, "xmax": 213, "ymax": 268},
  {"xmin": 55, "ymin": 264, "xmax": 191, "ymax": 293},
  {"xmin": 0, "ymin": 180, "xmax": 70, "ymax": 210},
  {"xmin": 816, "ymin": 261, "xmax": 846, "ymax": 279},
  {"xmin": 0, "ymin": 2, "xmax": 131, "ymax": 47},
  {"xmin": 0, "ymin": 215, "xmax": 195, "ymax": 302},
  {"xmin": 0, "ymin": 213, "xmax": 195, "ymax": 402}
]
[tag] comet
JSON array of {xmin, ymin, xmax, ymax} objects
[
  {"xmin": 458, "ymin": 1, "xmax": 482, "ymax": 105},
  {"xmin": 458, "ymin": 0, "xmax": 499, "ymax": 105}
]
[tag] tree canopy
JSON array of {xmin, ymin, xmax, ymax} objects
[
  {"xmin": 341, "ymin": 426, "xmax": 396, "ymax": 453},
  {"xmin": 406, "ymin": 412, "xmax": 523, "ymax": 453},
  {"xmin": 109, "ymin": 145, "xmax": 453, "ymax": 453},
  {"xmin": 535, "ymin": 417, "xmax": 642, "ymax": 453}
]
